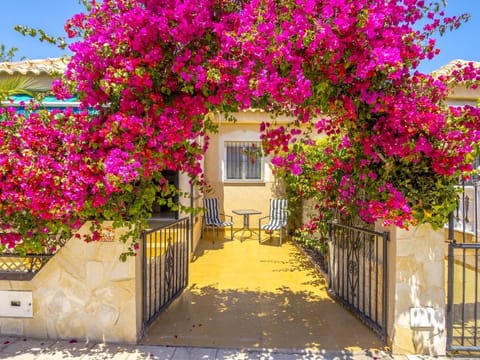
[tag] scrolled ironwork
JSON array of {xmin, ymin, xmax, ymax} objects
[
  {"xmin": 328, "ymin": 221, "xmax": 389, "ymax": 339},
  {"xmin": 142, "ymin": 217, "xmax": 190, "ymax": 330}
]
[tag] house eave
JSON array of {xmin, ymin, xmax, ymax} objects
[{"xmin": 0, "ymin": 57, "xmax": 69, "ymax": 76}]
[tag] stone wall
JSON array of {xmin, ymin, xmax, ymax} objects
[
  {"xmin": 377, "ymin": 222, "xmax": 446, "ymax": 356},
  {"xmin": 0, "ymin": 222, "xmax": 142, "ymax": 343}
]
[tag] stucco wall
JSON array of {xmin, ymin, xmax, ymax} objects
[
  {"xmin": 0, "ymin": 222, "xmax": 142, "ymax": 343},
  {"xmin": 445, "ymin": 84, "xmax": 480, "ymax": 106},
  {"xmin": 204, "ymin": 112, "xmax": 289, "ymax": 228}
]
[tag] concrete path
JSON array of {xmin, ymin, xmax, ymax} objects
[{"xmin": 0, "ymin": 336, "xmax": 455, "ymax": 359}]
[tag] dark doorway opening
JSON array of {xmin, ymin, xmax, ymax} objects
[{"xmin": 151, "ymin": 170, "xmax": 179, "ymax": 220}]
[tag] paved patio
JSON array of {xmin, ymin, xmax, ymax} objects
[{"xmin": 141, "ymin": 232, "xmax": 387, "ymax": 353}]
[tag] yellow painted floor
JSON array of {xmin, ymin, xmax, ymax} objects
[{"xmin": 141, "ymin": 232, "xmax": 386, "ymax": 352}]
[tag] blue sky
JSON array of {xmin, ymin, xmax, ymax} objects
[
  {"xmin": 417, "ymin": 1, "xmax": 480, "ymax": 73},
  {"xmin": 0, "ymin": 0, "xmax": 84, "ymax": 61},
  {"xmin": 0, "ymin": 0, "xmax": 478, "ymax": 74}
]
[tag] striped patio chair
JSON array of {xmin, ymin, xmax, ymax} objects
[
  {"xmin": 202, "ymin": 198, "xmax": 234, "ymax": 243},
  {"xmin": 258, "ymin": 199, "xmax": 288, "ymax": 245}
]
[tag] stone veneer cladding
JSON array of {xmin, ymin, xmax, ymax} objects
[
  {"xmin": 377, "ymin": 222, "xmax": 446, "ymax": 355},
  {"xmin": 0, "ymin": 222, "xmax": 142, "ymax": 343}
]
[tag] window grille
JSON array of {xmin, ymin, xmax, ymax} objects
[{"xmin": 225, "ymin": 141, "xmax": 264, "ymax": 181}]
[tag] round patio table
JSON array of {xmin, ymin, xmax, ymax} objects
[{"xmin": 232, "ymin": 209, "xmax": 261, "ymax": 241}]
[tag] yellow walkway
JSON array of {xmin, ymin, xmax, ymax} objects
[{"xmin": 141, "ymin": 234, "xmax": 386, "ymax": 352}]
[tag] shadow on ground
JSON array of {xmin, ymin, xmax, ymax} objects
[
  {"xmin": 142, "ymin": 283, "xmax": 386, "ymax": 353},
  {"xmin": 142, "ymin": 236, "xmax": 386, "ymax": 354}
]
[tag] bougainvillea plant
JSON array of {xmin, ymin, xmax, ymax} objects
[
  {"xmin": 1, "ymin": 0, "xmax": 479, "ymax": 255},
  {"xmin": 263, "ymin": 0, "xmax": 480, "ymax": 230}
]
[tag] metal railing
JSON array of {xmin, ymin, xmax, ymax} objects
[
  {"xmin": 142, "ymin": 217, "xmax": 190, "ymax": 329},
  {"xmin": 447, "ymin": 240, "xmax": 480, "ymax": 353},
  {"xmin": 0, "ymin": 253, "xmax": 54, "ymax": 280},
  {"xmin": 452, "ymin": 181, "xmax": 480, "ymax": 237},
  {"xmin": 328, "ymin": 222, "xmax": 389, "ymax": 338},
  {"xmin": 225, "ymin": 141, "xmax": 264, "ymax": 181},
  {"xmin": 0, "ymin": 233, "xmax": 67, "ymax": 280},
  {"xmin": 447, "ymin": 179, "xmax": 480, "ymax": 353}
]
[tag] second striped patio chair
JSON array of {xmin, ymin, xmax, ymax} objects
[{"xmin": 258, "ymin": 199, "xmax": 288, "ymax": 245}]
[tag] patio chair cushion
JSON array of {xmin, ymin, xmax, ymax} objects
[
  {"xmin": 203, "ymin": 198, "xmax": 233, "ymax": 226},
  {"xmin": 261, "ymin": 199, "xmax": 288, "ymax": 230}
]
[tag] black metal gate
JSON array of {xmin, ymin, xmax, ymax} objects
[
  {"xmin": 447, "ymin": 180, "xmax": 480, "ymax": 353},
  {"xmin": 328, "ymin": 222, "xmax": 389, "ymax": 338},
  {"xmin": 142, "ymin": 217, "xmax": 190, "ymax": 329}
]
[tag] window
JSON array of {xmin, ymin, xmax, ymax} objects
[{"xmin": 225, "ymin": 141, "xmax": 264, "ymax": 181}]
